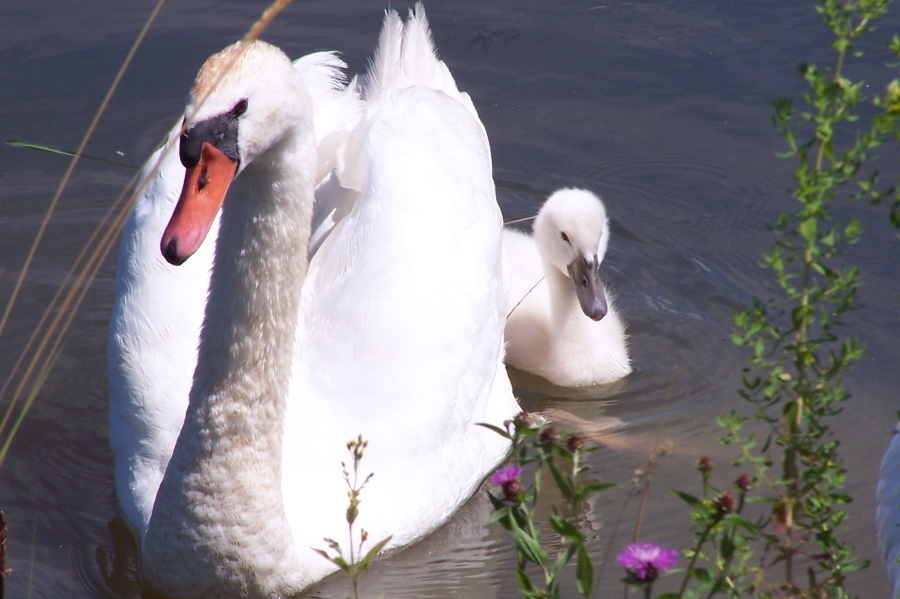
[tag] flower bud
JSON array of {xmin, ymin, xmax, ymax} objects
[
  {"xmin": 503, "ymin": 479, "xmax": 525, "ymax": 501},
  {"xmin": 539, "ymin": 426, "xmax": 559, "ymax": 447},
  {"xmin": 697, "ymin": 456, "xmax": 713, "ymax": 473},
  {"xmin": 514, "ymin": 411, "xmax": 531, "ymax": 429},
  {"xmin": 713, "ymin": 491, "xmax": 736, "ymax": 516},
  {"xmin": 735, "ymin": 473, "xmax": 753, "ymax": 492},
  {"xmin": 567, "ymin": 434, "xmax": 585, "ymax": 452}
]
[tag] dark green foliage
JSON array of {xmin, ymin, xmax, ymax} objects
[{"xmin": 481, "ymin": 419, "xmax": 615, "ymax": 599}]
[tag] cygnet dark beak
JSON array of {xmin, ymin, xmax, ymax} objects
[{"xmin": 567, "ymin": 254, "xmax": 608, "ymax": 321}]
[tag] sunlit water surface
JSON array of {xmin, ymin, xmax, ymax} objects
[{"xmin": 1, "ymin": 1, "xmax": 898, "ymax": 597}]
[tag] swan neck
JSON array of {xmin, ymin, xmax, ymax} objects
[
  {"xmin": 198, "ymin": 131, "xmax": 314, "ymax": 440},
  {"xmin": 143, "ymin": 117, "xmax": 316, "ymax": 598}
]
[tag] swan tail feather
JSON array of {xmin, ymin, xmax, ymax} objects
[
  {"xmin": 364, "ymin": 4, "xmax": 462, "ymax": 99},
  {"xmin": 402, "ymin": 4, "xmax": 486, "ymax": 145},
  {"xmin": 400, "ymin": 4, "xmax": 439, "ymax": 85},
  {"xmin": 362, "ymin": 9, "xmax": 404, "ymax": 99}
]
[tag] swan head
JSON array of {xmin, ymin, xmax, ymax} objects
[
  {"xmin": 533, "ymin": 188, "xmax": 610, "ymax": 321},
  {"xmin": 161, "ymin": 40, "xmax": 314, "ymax": 265}
]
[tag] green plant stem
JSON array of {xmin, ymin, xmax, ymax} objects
[
  {"xmin": 677, "ymin": 520, "xmax": 717, "ymax": 598},
  {"xmin": 705, "ymin": 530, "xmax": 736, "ymax": 599}
]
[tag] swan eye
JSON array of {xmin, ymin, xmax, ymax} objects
[
  {"xmin": 232, "ymin": 99, "xmax": 248, "ymax": 117},
  {"xmin": 560, "ymin": 232, "xmax": 570, "ymax": 244}
]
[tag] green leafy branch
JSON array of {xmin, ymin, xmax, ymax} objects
[{"xmin": 481, "ymin": 416, "xmax": 615, "ymax": 599}]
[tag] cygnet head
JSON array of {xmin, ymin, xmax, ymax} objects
[
  {"xmin": 533, "ymin": 188, "xmax": 610, "ymax": 321},
  {"xmin": 161, "ymin": 40, "xmax": 315, "ymax": 265}
]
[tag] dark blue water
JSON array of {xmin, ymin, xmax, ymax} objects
[{"xmin": 1, "ymin": 1, "xmax": 898, "ymax": 596}]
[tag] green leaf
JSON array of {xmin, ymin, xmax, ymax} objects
[
  {"xmin": 672, "ymin": 490, "xmax": 702, "ymax": 508},
  {"xmin": 488, "ymin": 493, "xmax": 507, "ymax": 512},
  {"xmin": 692, "ymin": 566, "xmax": 711, "ymax": 583},
  {"xmin": 357, "ymin": 535, "xmax": 392, "ymax": 571},
  {"xmin": 720, "ymin": 533, "xmax": 735, "ymax": 560},
  {"xmin": 548, "ymin": 460, "xmax": 576, "ymax": 502},
  {"xmin": 549, "ymin": 543, "xmax": 577, "ymax": 579},
  {"xmin": 723, "ymin": 513, "xmax": 758, "ymax": 533},
  {"xmin": 487, "ymin": 507, "xmax": 511, "ymax": 527},
  {"xmin": 575, "ymin": 545, "xmax": 593, "ymax": 597},
  {"xmin": 516, "ymin": 568, "xmax": 538, "ymax": 593},
  {"xmin": 6, "ymin": 139, "xmax": 140, "ymax": 169},
  {"xmin": 577, "ymin": 481, "xmax": 617, "ymax": 501},
  {"xmin": 509, "ymin": 515, "xmax": 547, "ymax": 565},
  {"xmin": 476, "ymin": 422, "xmax": 511, "ymax": 439},
  {"xmin": 549, "ymin": 514, "xmax": 582, "ymax": 540},
  {"xmin": 312, "ymin": 548, "xmax": 351, "ymax": 572},
  {"xmin": 799, "ymin": 216, "xmax": 817, "ymax": 244}
]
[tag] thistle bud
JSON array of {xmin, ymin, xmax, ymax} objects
[
  {"xmin": 539, "ymin": 426, "xmax": 559, "ymax": 447},
  {"xmin": 491, "ymin": 464, "xmax": 523, "ymax": 501},
  {"xmin": 697, "ymin": 456, "xmax": 713, "ymax": 473},
  {"xmin": 735, "ymin": 473, "xmax": 753, "ymax": 492},
  {"xmin": 567, "ymin": 434, "xmax": 585, "ymax": 452},
  {"xmin": 514, "ymin": 411, "xmax": 532, "ymax": 429},
  {"xmin": 713, "ymin": 491, "xmax": 736, "ymax": 516},
  {"xmin": 503, "ymin": 479, "xmax": 525, "ymax": 501}
]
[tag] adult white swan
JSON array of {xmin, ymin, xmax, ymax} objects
[
  {"xmin": 137, "ymin": 7, "xmax": 517, "ymax": 598},
  {"xmin": 877, "ymin": 425, "xmax": 900, "ymax": 596},
  {"xmin": 503, "ymin": 188, "xmax": 631, "ymax": 387},
  {"xmin": 107, "ymin": 52, "xmax": 362, "ymax": 542}
]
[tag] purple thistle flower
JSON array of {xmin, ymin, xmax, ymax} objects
[
  {"xmin": 491, "ymin": 464, "xmax": 522, "ymax": 486},
  {"xmin": 616, "ymin": 542, "xmax": 677, "ymax": 582}
]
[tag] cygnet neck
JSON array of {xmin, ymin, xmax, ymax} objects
[{"xmin": 543, "ymin": 258, "xmax": 582, "ymax": 327}]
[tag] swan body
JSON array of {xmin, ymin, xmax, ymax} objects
[
  {"xmin": 877, "ymin": 425, "xmax": 900, "ymax": 596},
  {"xmin": 132, "ymin": 7, "xmax": 516, "ymax": 598},
  {"xmin": 503, "ymin": 188, "xmax": 631, "ymax": 387},
  {"xmin": 107, "ymin": 52, "xmax": 361, "ymax": 541}
]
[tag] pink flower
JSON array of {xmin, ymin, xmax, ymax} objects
[
  {"xmin": 491, "ymin": 464, "xmax": 522, "ymax": 486},
  {"xmin": 616, "ymin": 542, "xmax": 677, "ymax": 582}
]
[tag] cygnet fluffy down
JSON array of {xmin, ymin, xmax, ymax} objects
[{"xmin": 503, "ymin": 188, "xmax": 631, "ymax": 387}]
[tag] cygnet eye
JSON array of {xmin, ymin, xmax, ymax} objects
[
  {"xmin": 232, "ymin": 99, "xmax": 248, "ymax": 117},
  {"xmin": 560, "ymin": 232, "xmax": 570, "ymax": 244}
]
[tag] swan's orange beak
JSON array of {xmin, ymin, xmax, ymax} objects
[{"xmin": 161, "ymin": 141, "xmax": 237, "ymax": 265}]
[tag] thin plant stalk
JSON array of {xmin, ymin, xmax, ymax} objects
[{"xmin": 0, "ymin": 0, "xmax": 167, "ymax": 343}]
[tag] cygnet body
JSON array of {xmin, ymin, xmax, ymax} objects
[{"xmin": 503, "ymin": 188, "xmax": 631, "ymax": 387}]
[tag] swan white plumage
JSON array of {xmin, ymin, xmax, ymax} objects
[
  {"xmin": 121, "ymin": 7, "xmax": 516, "ymax": 598},
  {"xmin": 107, "ymin": 52, "xmax": 362, "ymax": 542},
  {"xmin": 502, "ymin": 188, "xmax": 631, "ymax": 387},
  {"xmin": 877, "ymin": 424, "xmax": 900, "ymax": 596}
]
